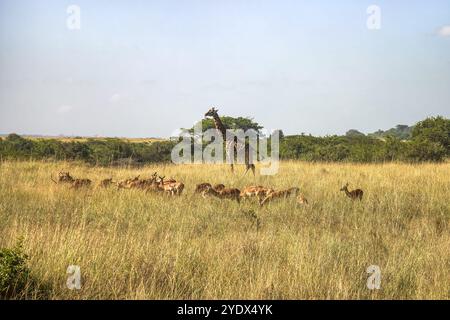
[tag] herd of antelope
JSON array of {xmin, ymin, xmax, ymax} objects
[
  {"xmin": 51, "ymin": 171, "xmax": 364, "ymax": 206},
  {"xmin": 51, "ymin": 171, "xmax": 185, "ymax": 196}
]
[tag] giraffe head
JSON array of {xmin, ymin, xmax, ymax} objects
[{"xmin": 205, "ymin": 107, "xmax": 218, "ymax": 118}]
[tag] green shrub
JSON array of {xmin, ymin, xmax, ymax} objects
[{"xmin": 0, "ymin": 240, "xmax": 31, "ymax": 299}]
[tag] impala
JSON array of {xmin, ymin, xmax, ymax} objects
[
  {"xmin": 70, "ymin": 178, "xmax": 92, "ymax": 189},
  {"xmin": 117, "ymin": 175, "xmax": 140, "ymax": 189},
  {"xmin": 202, "ymin": 185, "xmax": 241, "ymax": 203},
  {"xmin": 241, "ymin": 185, "xmax": 275, "ymax": 201},
  {"xmin": 195, "ymin": 183, "xmax": 212, "ymax": 194},
  {"xmin": 51, "ymin": 171, "xmax": 75, "ymax": 184},
  {"xmin": 98, "ymin": 178, "xmax": 114, "ymax": 188},
  {"xmin": 259, "ymin": 187, "xmax": 299, "ymax": 206},
  {"xmin": 158, "ymin": 176, "xmax": 184, "ymax": 196},
  {"xmin": 340, "ymin": 183, "xmax": 363, "ymax": 201}
]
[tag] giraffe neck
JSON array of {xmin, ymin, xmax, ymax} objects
[{"xmin": 212, "ymin": 114, "xmax": 227, "ymax": 139}]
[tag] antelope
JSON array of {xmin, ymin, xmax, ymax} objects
[
  {"xmin": 144, "ymin": 178, "xmax": 165, "ymax": 194},
  {"xmin": 156, "ymin": 176, "xmax": 174, "ymax": 195},
  {"xmin": 297, "ymin": 194, "xmax": 309, "ymax": 205},
  {"xmin": 159, "ymin": 176, "xmax": 177, "ymax": 185},
  {"xmin": 240, "ymin": 185, "xmax": 274, "ymax": 201},
  {"xmin": 195, "ymin": 183, "xmax": 212, "ymax": 194},
  {"xmin": 141, "ymin": 172, "xmax": 158, "ymax": 186},
  {"xmin": 70, "ymin": 179, "xmax": 92, "ymax": 190},
  {"xmin": 98, "ymin": 178, "xmax": 114, "ymax": 188},
  {"xmin": 259, "ymin": 187, "xmax": 300, "ymax": 206},
  {"xmin": 126, "ymin": 173, "xmax": 160, "ymax": 190},
  {"xmin": 51, "ymin": 171, "xmax": 75, "ymax": 184},
  {"xmin": 173, "ymin": 182, "xmax": 185, "ymax": 195},
  {"xmin": 117, "ymin": 175, "xmax": 140, "ymax": 189},
  {"xmin": 127, "ymin": 172, "xmax": 159, "ymax": 190},
  {"xmin": 213, "ymin": 184, "xmax": 225, "ymax": 192},
  {"xmin": 240, "ymin": 185, "xmax": 262, "ymax": 199},
  {"xmin": 195, "ymin": 183, "xmax": 226, "ymax": 194},
  {"xmin": 158, "ymin": 176, "xmax": 184, "ymax": 196},
  {"xmin": 340, "ymin": 183, "xmax": 363, "ymax": 201},
  {"xmin": 202, "ymin": 185, "xmax": 241, "ymax": 203},
  {"xmin": 128, "ymin": 179, "xmax": 146, "ymax": 189}
]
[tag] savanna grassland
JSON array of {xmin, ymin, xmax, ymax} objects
[{"xmin": 0, "ymin": 160, "xmax": 449, "ymax": 299}]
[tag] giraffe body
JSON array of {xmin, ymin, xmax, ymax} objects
[{"xmin": 205, "ymin": 107, "xmax": 256, "ymax": 175}]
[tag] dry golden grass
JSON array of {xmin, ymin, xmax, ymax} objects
[{"xmin": 0, "ymin": 160, "xmax": 449, "ymax": 299}]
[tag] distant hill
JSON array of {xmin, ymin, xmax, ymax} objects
[
  {"xmin": 368, "ymin": 124, "xmax": 413, "ymax": 140},
  {"xmin": 345, "ymin": 129, "xmax": 365, "ymax": 137},
  {"xmin": 344, "ymin": 124, "xmax": 414, "ymax": 140},
  {"xmin": 0, "ymin": 134, "xmax": 164, "ymax": 143}
]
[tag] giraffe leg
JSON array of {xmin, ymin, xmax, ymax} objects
[{"xmin": 244, "ymin": 164, "xmax": 256, "ymax": 176}]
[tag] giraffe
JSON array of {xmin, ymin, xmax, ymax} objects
[{"xmin": 204, "ymin": 107, "xmax": 256, "ymax": 175}]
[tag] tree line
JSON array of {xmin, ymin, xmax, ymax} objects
[
  {"xmin": 0, "ymin": 116, "xmax": 448, "ymax": 165},
  {"xmin": 281, "ymin": 116, "xmax": 449, "ymax": 162},
  {"xmin": 0, "ymin": 136, "xmax": 177, "ymax": 166}
]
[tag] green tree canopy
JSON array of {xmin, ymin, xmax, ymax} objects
[
  {"xmin": 186, "ymin": 116, "xmax": 263, "ymax": 136},
  {"xmin": 411, "ymin": 116, "xmax": 450, "ymax": 152},
  {"xmin": 408, "ymin": 116, "xmax": 450, "ymax": 162}
]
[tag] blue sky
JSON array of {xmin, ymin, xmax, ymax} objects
[{"xmin": 0, "ymin": 0, "xmax": 449, "ymax": 137}]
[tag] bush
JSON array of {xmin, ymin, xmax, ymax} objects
[
  {"xmin": 407, "ymin": 140, "xmax": 447, "ymax": 162},
  {"xmin": 0, "ymin": 240, "xmax": 31, "ymax": 299},
  {"xmin": 409, "ymin": 116, "xmax": 450, "ymax": 161},
  {"xmin": 412, "ymin": 116, "xmax": 450, "ymax": 152}
]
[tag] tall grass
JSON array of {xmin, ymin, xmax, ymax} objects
[{"xmin": 0, "ymin": 160, "xmax": 449, "ymax": 299}]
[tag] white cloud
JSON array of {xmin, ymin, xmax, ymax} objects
[
  {"xmin": 57, "ymin": 105, "xmax": 73, "ymax": 113},
  {"xmin": 109, "ymin": 93, "xmax": 121, "ymax": 103},
  {"xmin": 437, "ymin": 25, "xmax": 450, "ymax": 37}
]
